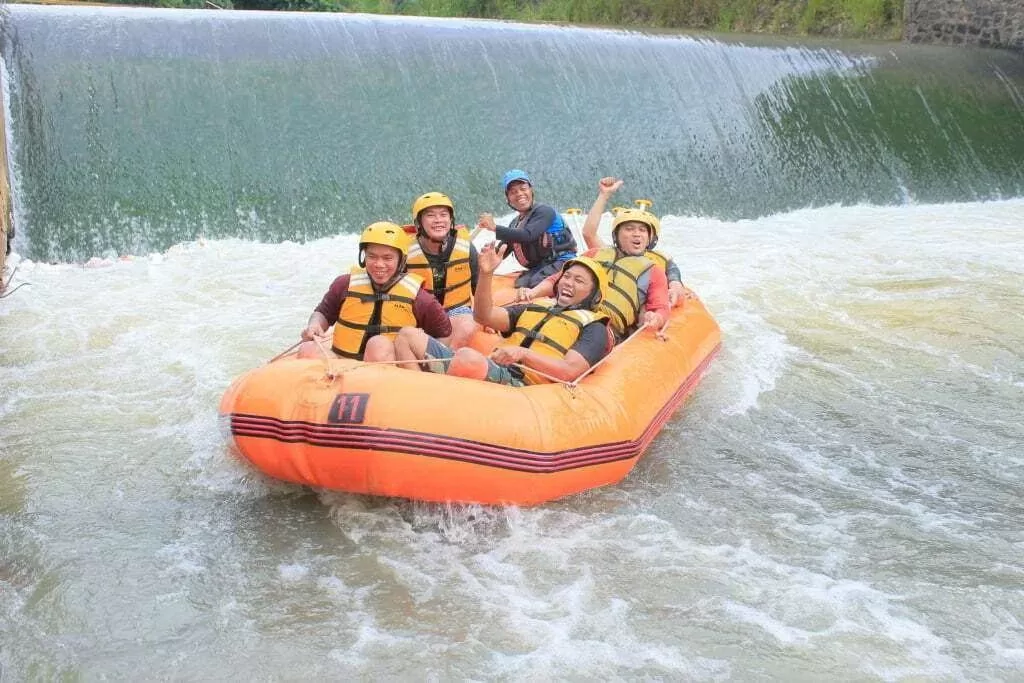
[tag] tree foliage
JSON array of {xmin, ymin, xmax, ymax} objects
[{"xmin": 103, "ymin": 0, "xmax": 904, "ymax": 38}]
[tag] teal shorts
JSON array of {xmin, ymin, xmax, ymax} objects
[{"xmin": 424, "ymin": 337, "xmax": 524, "ymax": 386}]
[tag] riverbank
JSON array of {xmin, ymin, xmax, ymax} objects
[{"xmin": 11, "ymin": 0, "xmax": 905, "ymax": 40}]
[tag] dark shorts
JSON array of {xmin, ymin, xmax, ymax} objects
[
  {"xmin": 424, "ymin": 337, "xmax": 524, "ymax": 387},
  {"xmin": 513, "ymin": 260, "xmax": 566, "ymax": 289}
]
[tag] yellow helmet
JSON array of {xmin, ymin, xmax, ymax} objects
[
  {"xmin": 358, "ymin": 221, "xmax": 409, "ymax": 266},
  {"xmin": 559, "ymin": 256, "xmax": 609, "ymax": 306},
  {"xmin": 611, "ymin": 208, "xmax": 661, "ymax": 249},
  {"xmin": 412, "ymin": 192, "xmax": 455, "ymax": 224}
]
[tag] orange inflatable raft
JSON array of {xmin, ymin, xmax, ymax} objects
[{"xmin": 219, "ymin": 282, "xmax": 720, "ymax": 505}]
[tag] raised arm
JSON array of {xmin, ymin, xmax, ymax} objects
[
  {"xmin": 472, "ymin": 242, "xmax": 512, "ymax": 332},
  {"xmin": 583, "ymin": 177, "xmax": 623, "ymax": 250}
]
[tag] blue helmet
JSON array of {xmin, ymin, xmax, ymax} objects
[{"xmin": 502, "ymin": 169, "xmax": 532, "ymax": 193}]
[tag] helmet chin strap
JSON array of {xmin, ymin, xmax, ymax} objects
[
  {"xmin": 506, "ymin": 187, "xmax": 533, "ymax": 212},
  {"xmin": 367, "ymin": 254, "xmax": 407, "ymax": 292},
  {"xmin": 418, "ymin": 228, "xmax": 449, "ymax": 252},
  {"xmin": 373, "ymin": 267, "xmax": 405, "ymax": 292},
  {"xmin": 553, "ymin": 275, "xmax": 595, "ymax": 311},
  {"xmin": 614, "ymin": 227, "xmax": 651, "ymax": 256},
  {"xmin": 417, "ymin": 215, "xmax": 453, "ymax": 248},
  {"xmin": 578, "ymin": 291, "xmax": 599, "ymax": 311}
]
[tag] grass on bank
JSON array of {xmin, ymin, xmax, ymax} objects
[{"xmin": 76, "ymin": 0, "xmax": 904, "ymax": 39}]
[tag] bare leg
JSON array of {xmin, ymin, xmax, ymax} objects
[
  {"xmin": 395, "ymin": 327, "xmax": 430, "ymax": 360},
  {"xmin": 447, "ymin": 347, "xmax": 489, "ymax": 380},
  {"xmin": 363, "ymin": 335, "xmax": 396, "ymax": 362},
  {"xmin": 394, "ymin": 327, "xmax": 437, "ymax": 371},
  {"xmin": 447, "ymin": 314, "xmax": 478, "ymax": 350}
]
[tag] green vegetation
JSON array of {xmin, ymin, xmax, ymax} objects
[{"xmin": 101, "ymin": 0, "xmax": 904, "ymax": 39}]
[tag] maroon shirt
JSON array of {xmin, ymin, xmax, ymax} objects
[{"xmin": 313, "ymin": 274, "xmax": 453, "ymax": 339}]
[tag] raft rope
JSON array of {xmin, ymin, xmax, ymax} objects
[
  {"xmin": 267, "ymin": 340, "xmax": 301, "ymax": 364},
  {"xmin": 309, "ymin": 335, "xmax": 448, "ymax": 379},
  {"xmin": 565, "ymin": 321, "xmax": 658, "ymax": 387},
  {"xmin": 303, "ymin": 316, "xmax": 668, "ymax": 387}
]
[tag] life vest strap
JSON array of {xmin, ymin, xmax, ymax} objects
[{"xmin": 513, "ymin": 328, "xmax": 570, "ymax": 355}]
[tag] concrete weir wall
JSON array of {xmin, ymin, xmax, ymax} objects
[
  {"xmin": 0, "ymin": 81, "xmax": 11, "ymax": 285},
  {"xmin": 904, "ymin": 0, "xmax": 1024, "ymax": 51}
]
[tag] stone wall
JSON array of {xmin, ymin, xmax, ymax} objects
[{"xmin": 904, "ymin": 0, "xmax": 1024, "ymax": 51}]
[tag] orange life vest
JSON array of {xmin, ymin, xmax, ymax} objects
[
  {"xmin": 332, "ymin": 268, "xmax": 423, "ymax": 359},
  {"xmin": 405, "ymin": 226, "xmax": 473, "ymax": 311}
]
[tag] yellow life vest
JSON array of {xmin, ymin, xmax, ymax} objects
[
  {"xmin": 503, "ymin": 299, "xmax": 608, "ymax": 385},
  {"xmin": 405, "ymin": 226, "xmax": 473, "ymax": 311},
  {"xmin": 645, "ymin": 249, "xmax": 670, "ymax": 272},
  {"xmin": 332, "ymin": 268, "xmax": 423, "ymax": 359},
  {"xmin": 592, "ymin": 247, "xmax": 654, "ymax": 337}
]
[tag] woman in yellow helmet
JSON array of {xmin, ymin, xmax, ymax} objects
[
  {"xmin": 404, "ymin": 192, "xmax": 479, "ymax": 349},
  {"xmin": 391, "ymin": 243, "xmax": 611, "ymax": 387},
  {"xmin": 297, "ymin": 221, "xmax": 452, "ymax": 361}
]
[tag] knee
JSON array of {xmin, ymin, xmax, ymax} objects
[
  {"xmin": 447, "ymin": 347, "xmax": 488, "ymax": 381},
  {"xmin": 396, "ymin": 326, "xmax": 430, "ymax": 358},
  {"xmin": 397, "ymin": 326, "xmax": 422, "ymax": 342},
  {"xmin": 396, "ymin": 326, "xmax": 426, "ymax": 349},
  {"xmin": 362, "ymin": 335, "xmax": 395, "ymax": 362},
  {"xmin": 448, "ymin": 317, "xmax": 477, "ymax": 349}
]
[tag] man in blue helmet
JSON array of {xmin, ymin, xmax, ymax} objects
[{"xmin": 476, "ymin": 169, "xmax": 578, "ymax": 288}]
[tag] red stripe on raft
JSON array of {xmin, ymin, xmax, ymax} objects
[
  {"xmin": 231, "ymin": 345, "xmax": 719, "ymax": 473},
  {"xmin": 232, "ymin": 418, "xmax": 634, "ymax": 464}
]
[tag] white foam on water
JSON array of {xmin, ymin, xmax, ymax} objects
[
  {"xmin": 2, "ymin": 199, "xmax": 1023, "ymax": 678},
  {"xmin": 277, "ymin": 563, "xmax": 310, "ymax": 582}
]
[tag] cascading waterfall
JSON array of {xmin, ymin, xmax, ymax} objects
[{"xmin": 1, "ymin": 5, "xmax": 1023, "ymax": 261}]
